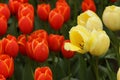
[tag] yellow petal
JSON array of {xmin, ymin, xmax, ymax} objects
[
  {"xmin": 117, "ymin": 68, "xmax": 120, "ymax": 80},
  {"xmin": 88, "ymin": 30, "xmax": 110, "ymax": 56},
  {"xmin": 69, "ymin": 25, "xmax": 90, "ymax": 53},
  {"xmin": 77, "ymin": 10, "xmax": 103, "ymax": 31}
]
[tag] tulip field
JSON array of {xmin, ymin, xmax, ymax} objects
[{"xmin": 0, "ymin": 0, "xmax": 120, "ymax": 80}]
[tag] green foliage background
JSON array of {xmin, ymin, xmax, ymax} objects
[{"xmin": 1, "ymin": 0, "xmax": 120, "ymax": 80}]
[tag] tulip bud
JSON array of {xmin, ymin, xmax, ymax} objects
[
  {"xmin": 0, "ymin": 3, "xmax": 10, "ymax": 20},
  {"xmin": 117, "ymin": 68, "xmax": 120, "ymax": 80},
  {"xmin": 88, "ymin": 30, "xmax": 110, "ymax": 56},
  {"xmin": 56, "ymin": 1, "xmax": 70, "ymax": 22},
  {"xmin": 2, "ymin": 35, "xmax": 19, "ymax": 58},
  {"xmin": 0, "ymin": 15, "xmax": 7, "ymax": 36},
  {"xmin": 18, "ymin": 16, "xmax": 33, "ymax": 34},
  {"xmin": 17, "ymin": 34, "xmax": 27, "ymax": 55},
  {"xmin": 49, "ymin": 8, "xmax": 64, "ymax": 30},
  {"xmin": 0, "ymin": 74, "xmax": 6, "ymax": 80},
  {"xmin": 26, "ymin": 38, "xmax": 49, "ymax": 62},
  {"xmin": 64, "ymin": 25, "xmax": 90, "ymax": 53},
  {"xmin": 34, "ymin": 67, "xmax": 53, "ymax": 80},
  {"xmin": 37, "ymin": 3, "xmax": 51, "ymax": 21},
  {"xmin": 102, "ymin": 5, "xmax": 120, "ymax": 31},
  {"xmin": 8, "ymin": 0, "xmax": 21, "ymax": 15},
  {"xmin": 0, "ymin": 54, "xmax": 14, "ymax": 78},
  {"xmin": 61, "ymin": 40, "xmax": 74, "ymax": 59},
  {"xmin": 48, "ymin": 34, "xmax": 64, "ymax": 52},
  {"xmin": 77, "ymin": 10, "xmax": 103, "ymax": 31},
  {"xmin": 81, "ymin": 0, "xmax": 96, "ymax": 12}
]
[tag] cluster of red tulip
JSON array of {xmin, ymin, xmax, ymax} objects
[
  {"xmin": 37, "ymin": 0, "xmax": 70, "ymax": 30},
  {"xmin": 81, "ymin": 0, "xmax": 96, "ymax": 12},
  {"xmin": 0, "ymin": 4, "xmax": 10, "ymax": 36}
]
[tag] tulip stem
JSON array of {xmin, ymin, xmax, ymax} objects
[{"xmin": 92, "ymin": 56, "xmax": 99, "ymax": 80}]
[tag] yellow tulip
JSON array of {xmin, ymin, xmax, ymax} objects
[
  {"xmin": 102, "ymin": 5, "xmax": 120, "ymax": 31},
  {"xmin": 88, "ymin": 30, "xmax": 110, "ymax": 56},
  {"xmin": 77, "ymin": 10, "xmax": 103, "ymax": 31},
  {"xmin": 64, "ymin": 25, "xmax": 90, "ymax": 54},
  {"xmin": 117, "ymin": 68, "xmax": 120, "ymax": 80}
]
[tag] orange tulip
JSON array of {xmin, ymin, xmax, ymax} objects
[
  {"xmin": 61, "ymin": 40, "xmax": 74, "ymax": 59},
  {"xmin": 0, "ymin": 54, "xmax": 14, "ymax": 78},
  {"xmin": 56, "ymin": 1, "xmax": 70, "ymax": 22},
  {"xmin": 48, "ymin": 34, "xmax": 64, "ymax": 52},
  {"xmin": 0, "ymin": 3, "xmax": 10, "ymax": 20},
  {"xmin": 81, "ymin": 0, "xmax": 96, "ymax": 12},
  {"xmin": 17, "ymin": 34, "xmax": 27, "ymax": 55},
  {"xmin": 34, "ymin": 67, "xmax": 53, "ymax": 80},
  {"xmin": 0, "ymin": 14, "xmax": 7, "ymax": 36},
  {"xmin": 26, "ymin": 38, "xmax": 49, "ymax": 62},
  {"xmin": 37, "ymin": 3, "xmax": 51, "ymax": 21},
  {"xmin": 2, "ymin": 35, "xmax": 19, "ymax": 58},
  {"xmin": 49, "ymin": 8, "xmax": 64, "ymax": 30}
]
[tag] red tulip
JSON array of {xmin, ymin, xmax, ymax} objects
[
  {"xmin": 0, "ymin": 54, "xmax": 14, "ymax": 78},
  {"xmin": 81, "ymin": 0, "xmax": 96, "ymax": 12},
  {"xmin": 0, "ymin": 74, "xmax": 6, "ymax": 80},
  {"xmin": 0, "ymin": 4, "xmax": 10, "ymax": 20},
  {"xmin": 26, "ymin": 38, "xmax": 49, "ymax": 62},
  {"xmin": 34, "ymin": 67, "xmax": 53, "ymax": 80},
  {"xmin": 0, "ymin": 40, "xmax": 4, "ymax": 55},
  {"xmin": 49, "ymin": 8, "xmax": 64, "ymax": 30},
  {"xmin": 8, "ymin": 0, "xmax": 21, "ymax": 14},
  {"xmin": 61, "ymin": 40, "xmax": 74, "ymax": 59},
  {"xmin": 17, "ymin": 34, "xmax": 27, "ymax": 55},
  {"xmin": 2, "ymin": 35, "xmax": 19, "ymax": 58},
  {"xmin": 0, "ymin": 15, "xmax": 7, "ymax": 36},
  {"xmin": 18, "ymin": 3, "xmax": 34, "ymax": 20},
  {"xmin": 56, "ymin": 2, "xmax": 70, "ymax": 22},
  {"xmin": 48, "ymin": 34, "xmax": 64, "ymax": 52},
  {"xmin": 18, "ymin": 16, "xmax": 33, "ymax": 34},
  {"xmin": 37, "ymin": 3, "xmax": 51, "ymax": 21}
]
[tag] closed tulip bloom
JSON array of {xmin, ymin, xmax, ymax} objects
[
  {"xmin": 0, "ymin": 54, "xmax": 14, "ymax": 78},
  {"xmin": 81, "ymin": 0, "xmax": 96, "ymax": 12},
  {"xmin": 64, "ymin": 25, "xmax": 90, "ymax": 54},
  {"xmin": 77, "ymin": 10, "xmax": 103, "ymax": 31},
  {"xmin": 34, "ymin": 67, "xmax": 53, "ymax": 80},
  {"xmin": 0, "ymin": 15, "xmax": 7, "ymax": 36},
  {"xmin": 117, "ymin": 68, "xmax": 120, "ymax": 80},
  {"xmin": 37, "ymin": 3, "xmax": 51, "ymax": 21},
  {"xmin": 49, "ymin": 8, "xmax": 64, "ymax": 30},
  {"xmin": 102, "ymin": 5, "xmax": 120, "ymax": 31},
  {"xmin": 88, "ymin": 30, "xmax": 110, "ymax": 56}
]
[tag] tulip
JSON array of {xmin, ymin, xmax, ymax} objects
[
  {"xmin": 102, "ymin": 5, "xmax": 120, "ymax": 31},
  {"xmin": 0, "ymin": 3, "xmax": 10, "ymax": 20},
  {"xmin": 48, "ymin": 34, "xmax": 64, "ymax": 52},
  {"xmin": 49, "ymin": 8, "xmax": 64, "ymax": 30},
  {"xmin": 0, "ymin": 15, "xmax": 7, "ymax": 36},
  {"xmin": 117, "ymin": 68, "xmax": 120, "ymax": 80},
  {"xmin": 8, "ymin": 0, "xmax": 21, "ymax": 14},
  {"xmin": 81, "ymin": 0, "xmax": 96, "ymax": 12},
  {"xmin": 18, "ymin": 16, "xmax": 33, "ymax": 34},
  {"xmin": 0, "ymin": 74, "xmax": 6, "ymax": 80},
  {"xmin": 0, "ymin": 54, "xmax": 14, "ymax": 78},
  {"xmin": 17, "ymin": 34, "xmax": 27, "ymax": 55},
  {"xmin": 110, "ymin": 0, "xmax": 117, "ymax": 2},
  {"xmin": 56, "ymin": 0, "xmax": 70, "ymax": 22},
  {"xmin": 0, "ymin": 40, "xmax": 3, "ymax": 55},
  {"xmin": 34, "ymin": 67, "xmax": 53, "ymax": 80},
  {"xmin": 88, "ymin": 30, "xmax": 110, "ymax": 56},
  {"xmin": 26, "ymin": 38, "xmax": 49, "ymax": 62},
  {"xmin": 77, "ymin": 10, "xmax": 103, "ymax": 31},
  {"xmin": 64, "ymin": 25, "xmax": 90, "ymax": 54},
  {"xmin": 61, "ymin": 40, "xmax": 74, "ymax": 59},
  {"xmin": 2, "ymin": 35, "xmax": 19, "ymax": 58},
  {"xmin": 37, "ymin": 3, "xmax": 51, "ymax": 21}
]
